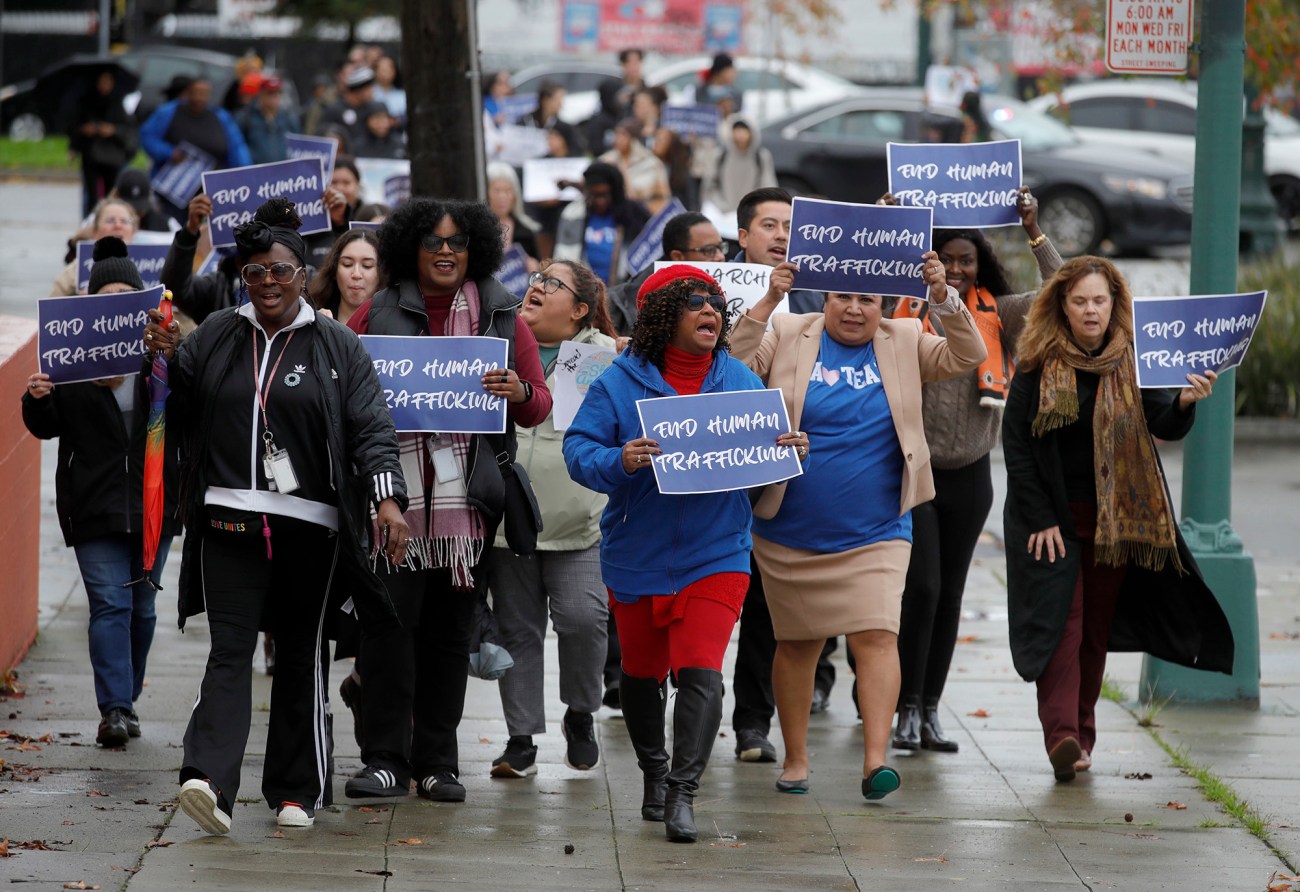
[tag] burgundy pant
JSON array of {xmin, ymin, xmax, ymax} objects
[{"xmin": 1036, "ymin": 503, "xmax": 1127, "ymax": 755}]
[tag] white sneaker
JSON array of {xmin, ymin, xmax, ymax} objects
[
  {"xmin": 276, "ymin": 802, "xmax": 316, "ymax": 827},
  {"xmin": 178, "ymin": 779, "xmax": 232, "ymax": 835}
]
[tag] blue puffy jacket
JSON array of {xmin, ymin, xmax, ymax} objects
[
  {"xmin": 139, "ymin": 100, "xmax": 253, "ymax": 173},
  {"xmin": 563, "ymin": 349, "xmax": 762, "ymax": 597}
]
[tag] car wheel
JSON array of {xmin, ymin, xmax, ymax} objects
[
  {"xmin": 777, "ymin": 175, "xmax": 815, "ymax": 197},
  {"xmin": 1269, "ymin": 174, "xmax": 1300, "ymax": 232},
  {"xmin": 1037, "ymin": 189, "xmax": 1105, "ymax": 256},
  {"xmin": 8, "ymin": 112, "xmax": 45, "ymax": 142}
]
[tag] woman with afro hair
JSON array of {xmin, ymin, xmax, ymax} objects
[
  {"xmin": 343, "ymin": 196, "xmax": 552, "ymax": 806},
  {"xmin": 563, "ymin": 265, "xmax": 802, "ymax": 843}
]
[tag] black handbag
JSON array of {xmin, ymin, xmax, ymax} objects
[{"xmin": 493, "ymin": 447, "xmax": 543, "ymax": 556}]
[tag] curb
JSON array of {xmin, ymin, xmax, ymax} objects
[
  {"xmin": 1235, "ymin": 417, "xmax": 1300, "ymax": 444},
  {"xmin": 0, "ymin": 168, "xmax": 80, "ymax": 183}
]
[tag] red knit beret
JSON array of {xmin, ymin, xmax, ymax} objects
[{"xmin": 635, "ymin": 264, "xmax": 720, "ymax": 313}]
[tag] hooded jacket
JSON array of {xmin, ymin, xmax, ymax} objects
[
  {"xmin": 704, "ymin": 113, "xmax": 776, "ymax": 216},
  {"xmin": 562, "ymin": 348, "xmax": 762, "ymax": 596}
]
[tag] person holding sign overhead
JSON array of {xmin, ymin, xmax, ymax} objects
[
  {"xmin": 729, "ymin": 250, "xmax": 987, "ymax": 802},
  {"xmin": 24, "ymin": 237, "xmax": 181, "ymax": 749},
  {"xmin": 888, "ymin": 187, "xmax": 1062, "ymax": 754},
  {"xmin": 1002, "ymin": 256, "xmax": 1232, "ymax": 783},
  {"xmin": 487, "ymin": 260, "xmax": 617, "ymax": 779},
  {"xmin": 343, "ymin": 197, "xmax": 552, "ymax": 807},
  {"xmin": 142, "ymin": 198, "xmax": 408, "ymax": 835},
  {"xmin": 563, "ymin": 265, "xmax": 802, "ymax": 843}
]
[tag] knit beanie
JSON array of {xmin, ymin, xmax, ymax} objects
[
  {"xmin": 635, "ymin": 264, "xmax": 719, "ymax": 312},
  {"xmin": 88, "ymin": 236, "xmax": 144, "ymax": 294}
]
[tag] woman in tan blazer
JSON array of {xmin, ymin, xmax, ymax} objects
[{"xmin": 728, "ymin": 250, "xmax": 986, "ymax": 802}]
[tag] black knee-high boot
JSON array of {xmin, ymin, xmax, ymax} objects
[
  {"xmin": 619, "ymin": 671, "xmax": 669, "ymax": 821},
  {"xmin": 664, "ymin": 668, "xmax": 724, "ymax": 843}
]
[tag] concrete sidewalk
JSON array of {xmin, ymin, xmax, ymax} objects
[{"xmin": 3, "ymin": 437, "xmax": 1299, "ymax": 892}]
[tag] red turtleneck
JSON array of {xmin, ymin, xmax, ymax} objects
[{"xmin": 662, "ymin": 344, "xmax": 712, "ymax": 395}]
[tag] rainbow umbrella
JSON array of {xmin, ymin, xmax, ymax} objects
[{"xmin": 141, "ymin": 289, "xmax": 173, "ymax": 588}]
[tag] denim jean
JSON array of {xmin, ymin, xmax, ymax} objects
[{"xmin": 72, "ymin": 534, "xmax": 173, "ymax": 714}]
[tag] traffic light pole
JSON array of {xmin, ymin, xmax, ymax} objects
[{"xmin": 1138, "ymin": 0, "xmax": 1259, "ymax": 704}]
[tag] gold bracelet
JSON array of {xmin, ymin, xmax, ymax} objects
[{"xmin": 1028, "ymin": 233, "xmax": 1048, "ymax": 249}]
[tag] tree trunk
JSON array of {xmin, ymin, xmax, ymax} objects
[{"xmin": 400, "ymin": 0, "xmax": 482, "ymax": 201}]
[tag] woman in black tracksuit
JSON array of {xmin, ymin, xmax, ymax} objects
[{"xmin": 144, "ymin": 198, "xmax": 408, "ymax": 836}]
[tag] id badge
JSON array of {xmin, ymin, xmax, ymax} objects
[
  {"xmin": 268, "ymin": 448, "xmax": 300, "ymax": 495},
  {"xmin": 432, "ymin": 445, "xmax": 461, "ymax": 485},
  {"xmin": 263, "ymin": 454, "xmax": 278, "ymax": 491}
]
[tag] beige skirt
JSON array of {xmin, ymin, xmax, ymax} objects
[{"xmin": 752, "ymin": 533, "xmax": 911, "ymax": 640}]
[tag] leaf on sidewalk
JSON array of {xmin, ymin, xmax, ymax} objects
[
  {"xmin": 62, "ymin": 883, "xmax": 100, "ymax": 890},
  {"xmin": 268, "ymin": 831, "xmax": 285, "ymax": 839},
  {"xmin": 356, "ymin": 805, "xmax": 388, "ymax": 813},
  {"xmin": 1164, "ymin": 801, "xmax": 1187, "ymax": 810},
  {"xmin": 956, "ymin": 635, "xmax": 978, "ymax": 644},
  {"xmin": 110, "ymin": 866, "xmax": 139, "ymax": 874},
  {"xmin": 966, "ymin": 708, "xmax": 990, "ymax": 718},
  {"xmin": 395, "ymin": 837, "xmax": 423, "ymax": 846},
  {"xmin": 87, "ymin": 790, "xmax": 108, "ymax": 797},
  {"xmin": 356, "ymin": 869, "xmax": 394, "ymax": 877},
  {"xmin": 1124, "ymin": 772, "xmax": 1153, "ymax": 780},
  {"xmin": 0, "ymin": 838, "xmax": 9, "ymax": 858},
  {"xmin": 14, "ymin": 840, "xmax": 59, "ymax": 850},
  {"xmin": 365, "ymin": 818, "xmax": 383, "ymax": 825},
  {"xmin": 145, "ymin": 840, "xmax": 174, "ymax": 848}
]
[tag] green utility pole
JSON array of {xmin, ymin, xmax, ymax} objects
[
  {"xmin": 916, "ymin": 12, "xmax": 931, "ymax": 87},
  {"xmin": 1138, "ymin": 0, "xmax": 1259, "ymax": 704}
]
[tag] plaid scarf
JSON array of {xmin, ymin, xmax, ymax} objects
[
  {"xmin": 1031, "ymin": 337, "xmax": 1183, "ymax": 574},
  {"xmin": 372, "ymin": 281, "xmax": 486, "ymax": 587},
  {"xmin": 895, "ymin": 284, "xmax": 1013, "ymax": 406}
]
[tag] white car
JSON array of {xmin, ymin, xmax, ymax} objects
[
  {"xmin": 1028, "ymin": 79, "xmax": 1300, "ymax": 229},
  {"xmin": 648, "ymin": 56, "xmax": 864, "ymax": 126}
]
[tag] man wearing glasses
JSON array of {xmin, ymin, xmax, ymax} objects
[{"xmin": 607, "ymin": 211, "xmax": 727, "ymax": 336}]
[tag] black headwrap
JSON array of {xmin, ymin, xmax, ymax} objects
[{"xmin": 233, "ymin": 220, "xmax": 307, "ymax": 267}]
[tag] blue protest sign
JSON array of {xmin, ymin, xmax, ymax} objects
[
  {"xmin": 1132, "ymin": 291, "xmax": 1268, "ymax": 388},
  {"xmin": 384, "ymin": 174, "xmax": 410, "ymax": 208},
  {"xmin": 626, "ymin": 197, "xmax": 688, "ymax": 275},
  {"xmin": 494, "ymin": 244, "xmax": 531, "ymax": 299},
  {"xmin": 202, "ymin": 158, "xmax": 330, "ymax": 249},
  {"xmin": 75, "ymin": 241, "xmax": 171, "ymax": 294},
  {"xmin": 662, "ymin": 104, "xmax": 722, "ymax": 139},
  {"xmin": 38, "ymin": 286, "xmax": 163, "ymax": 384},
  {"xmin": 348, "ymin": 221, "xmax": 383, "ymax": 231},
  {"xmin": 286, "ymin": 133, "xmax": 337, "ymax": 182},
  {"xmin": 887, "ymin": 139, "xmax": 1022, "ymax": 228},
  {"xmin": 786, "ymin": 198, "xmax": 932, "ymax": 300},
  {"xmin": 152, "ymin": 141, "xmax": 215, "ymax": 208},
  {"xmin": 497, "ymin": 93, "xmax": 540, "ymax": 124},
  {"xmin": 360, "ymin": 335, "xmax": 509, "ymax": 433},
  {"xmin": 636, "ymin": 388, "xmax": 802, "ymax": 495}
]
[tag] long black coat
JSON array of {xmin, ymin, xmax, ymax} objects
[{"xmin": 1002, "ymin": 364, "xmax": 1234, "ymax": 682}]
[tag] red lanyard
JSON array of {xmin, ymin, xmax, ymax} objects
[{"xmin": 251, "ymin": 328, "xmax": 296, "ymax": 432}]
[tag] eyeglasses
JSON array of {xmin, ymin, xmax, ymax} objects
[
  {"xmin": 686, "ymin": 292, "xmax": 728, "ymax": 313},
  {"xmin": 528, "ymin": 271, "xmax": 579, "ymax": 298},
  {"xmin": 683, "ymin": 243, "xmax": 726, "ymax": 258},
  {"xmin": 241, "ymin": 262, "xmax": 303, "ymax": 286},
  {"xmin": 419, "ymin": 233, "xmax": 470, "ymax": 254}
]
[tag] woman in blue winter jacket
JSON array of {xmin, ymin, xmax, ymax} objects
[{"xmin": 563, "ymin": 264, "xmax": 804, "ymax": 844}]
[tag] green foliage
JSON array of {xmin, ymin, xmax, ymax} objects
[
  {"xmin": 1, "ymin": 137, "xmax": 76, "ymax": 171},
  {"xmin": 1236, "ymin": 252, "xmax": 1300, "ymax": 418}
]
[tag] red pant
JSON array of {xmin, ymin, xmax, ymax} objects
[
  {"xmin": 611, "ymin": 573, "xmax": 747, "ymax": 681},
  {"xmin": 1036, "ymin": 503, "xmax": 1127, "ymax": 755}
]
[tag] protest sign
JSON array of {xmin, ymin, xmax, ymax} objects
[
  {"xmin": 360, "ymin": 335, "xmax": 509, "ymax": 433},
  {"xmin": 662, "ymin": 104, "xmax": 722, "ymax": 139},
  {"xmin": 636, "ymin": 388, "xmax": 802, "ymax": 495},
  {"xmin": 651, "ymin": 260, "xmax": 789, "ymax": 326},
  {"xmin": 887, "ymin": 139, "xmax": 1023, "ymax": 228},
  {"xmin": 130, "ymin": 230, "xmax": 175, "ymax": 247},
  {"xmin": 152, "ymin": 141, "xmax": 215, "ymax": 208},
  {"xmin": 75, "ymin": 241, "xmax": 170, "ymax": 294},
  {"xmin": 496, "ymin": 93, "xmax": 540, "ymax": 124},
  {"xmin": 552, "ymin": 340, "xmax": 617, "ymax": 431},
  {"xmin": 38, "ymin": 286, "xmax": 162, "ymax": 384},
  {"xmin": 348, "ymin": 221, "xmax": 383, "ymax": 231},
  {"xmin": 785, "ymin": 198, "xmax": 932, "ymax": 300},
  {"xmin": 354, "ymin": 157, "xmax": 410, "ymax": 205},
  {"xmin": 383, "ymin": 173, "xmax": 411, "ymax": 208},
  {"xmin": 626, "ymin": 197, "xmax": 687, "ymax": 275},
  {"xmin": 522, "ymin": 157, "xmax": 588, "ymax": 203},
  {"xmin": 286, "ymin": 133, "xmax": 337, "ymax": 182},
  {"xmin": 202, "ymin": 158, "xmax": 330, "ymax": 249},
  {"xmin": 1132, "ymin": 290, "xmax": 1268, "ymax": 388},
  {"xmin": 495, "ymin": 124, "xmax": 551, "ymax": 166},
  {"xmin": 494, "ymin": 244, "xmax": 531, "ymax": 299}
]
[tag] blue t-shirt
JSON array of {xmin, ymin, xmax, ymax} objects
[
  {"xmin": 753, "ymin": 331, "xmax": 911, "ymax": 552},
  {"xmin": 584, "ymin": 212, "xmax": 618, "ymax": 283}
]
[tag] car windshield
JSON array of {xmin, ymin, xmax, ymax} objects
[{"xmin": 984, "ymin": 98, "xmax": 1079, "ymax": 151}]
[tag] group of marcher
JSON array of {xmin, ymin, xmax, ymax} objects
[{"xmin": 27, "ymin": 42, "xmax": 1235, "ymax": 845}]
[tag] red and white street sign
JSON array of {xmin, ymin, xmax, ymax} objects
[{"xmin": 1106, "ymin": 0, "xmax": 1193, "ymax": 74}]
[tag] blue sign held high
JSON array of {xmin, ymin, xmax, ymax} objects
[
  {"xmin": 626, "ymin": 197, "xmax": 687, "ymax": 275},
  {"xmin": 286, "ymin": 133, "xmax": 338, "ymax": 182},
  {"xmin": 662, "ymin": 105, "xmax": 722, "ymax": 139},
  {"xmin": 636, "ymin": 388, "xmax": 802, "ymax": 495},
  {"xmin": 360, "ymin": 335, "xmax": 509, "ymax": 433},
  {"xmin": 1132, "ymin": 291, "xmax": 1268, "ymax": 388},
  {"xmin": 785, "ymin": 198, "xmax": 932, "ymax": 300},
  {"xmin": 887, "ymin": 139, "xmax": 1023, "ymax": 228},
  {"xmin": 495, "ymin": 244, "xmax": 531, "ymax": 299},
  {"xmin": 75, "ymin": 242, "xmax": 171, "ymax": 294},
  {"xmin": 203, "ymin": 158, "xmax": 331, "ymax": 249},
  {"xmin": 38, "ymin": 286, "xmax": 163, "ymax": 384}
]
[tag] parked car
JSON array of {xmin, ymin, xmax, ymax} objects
[
  {"xmin": 1027, "ymin": 79, "xmax": 1300, "ymax": 230},
  {"xmin": 510, "ymin": 61, "xmax": 623, "ymax": 125},
  {"xmin": 760, "ymin": 89, "xmax": 1196, "ymax": 256},
  {"xmin": 649, "ymin": 56, "xmax": 863, "ymax": 126}
]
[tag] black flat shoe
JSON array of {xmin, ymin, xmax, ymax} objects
[
  {"xmin": 775, "ymin": 777, "xmax": 809, "ymax": 794},
  {"xmin": 920, "ymin": 703, "xmax": 958, "ymax": 753}
]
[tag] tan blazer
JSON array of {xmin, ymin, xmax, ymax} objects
[{"xmin": 728, "ymin": 302, "xmax": 987, "ymax": 520}]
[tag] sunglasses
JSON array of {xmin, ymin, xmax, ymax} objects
[
  {"xmin": 686, "ymin": 292, "xmax": 728, "ymax": 313},
  {"xmin": 528, "ymin": 271, "xmax": 579, "ymax": 298},
  {"xmin": 420, "ymin": 233, "xmax": 470, "ymax": 253},
  {"xmin": 241, "ymin": 262, "xmax": 303, "ymax": 286}
]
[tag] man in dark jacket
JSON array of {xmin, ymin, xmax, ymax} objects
[{"xmin": 607, "ymin": 210, "xmax": 725, "ymax": 335}]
